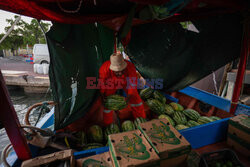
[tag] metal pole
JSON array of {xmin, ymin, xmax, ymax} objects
[
  {"xmin": 229, "ymin": 22, "xmax": 249, "ymax": 115},
  {"xmin": 0, "ymin": 71, "xmax": 31, "ymax": 160}
]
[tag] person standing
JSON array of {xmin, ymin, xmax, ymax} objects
[{"xmin": 99, "ymin": 52, "xmax": 146, "ymax": 126}]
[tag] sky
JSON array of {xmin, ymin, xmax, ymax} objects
[{"xmin": 0, "ymin": 9, "xmax": 51, "ymax": 34}]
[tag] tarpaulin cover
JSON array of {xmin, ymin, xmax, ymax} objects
[
  {"xmin": 127, "ymin": 13, "xmax": 243, "ymax": 92},
  {"xmin": 47, "ymin": 13, "xmax": 243, "ymax": 130},
  {"xmin": 46, "ymin": 23, "xmax": 114, "ymax": 130},
  {"xmin": 0, "ymin": 0, "xmax": 247, "ymax": 25}
]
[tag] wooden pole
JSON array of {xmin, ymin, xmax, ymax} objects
[
  {"xmin": 0, "ymin": 71, "xmax": 31, "ymax": 160},
  {"xmin": 229, "ymin": 22, "xmax": 249, "ymax": 115},
  {"xmin": 218, "ymin": 63, "xmax": 232, "ymax": 96}
]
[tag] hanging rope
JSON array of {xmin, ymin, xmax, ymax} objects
[
  {"xmin": 24, "ymin": 101, "xmax": 56, "ymax": 127},
  {"xmin": 114, "ymin": 32, "xmax": 117, "ymax": 53},
  {"xmin": 57, "ymin": 0, "xmax": 83, "ymax": 14},
  {"xmin": 34, "ymin": 102, "xmax": 51, "ymax": 126}
]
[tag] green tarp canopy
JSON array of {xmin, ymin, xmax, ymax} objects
[{"xmin": 46, "ymin": 13, "xmax": 243, "ymax": 130}]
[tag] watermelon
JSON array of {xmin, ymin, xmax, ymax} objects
[
  {"xmin": 183, "ymin": 109, "xmax": 200, "ymax": 121},
  {"xmin": 83, "ymin": 143, "xmax": 104, "ymax": 150},
  {"xmin": 164, "ymin": 104, "xmax": 174, "ymax": 115},
  {"xmin": 122, "ymin": 120, "xmax": 135, "ymax": 132},
  {"xmin": 104, "ymin": 94, "xmax": 127, "ymax": 111},
  {"xmin": 158, "ymin": 114, "xmax": 175, "ymax": 126},
  {"xmin": 74, "ymin": 131, "xmax": 87, "ymax": 146},
  {"xmin": 173, "ymin": 111, "xmax": 187, "ymax": 125},
  {"xmin": 140, "ymin": 87, "xmax": 154, "ymax": 100},
  {"xmin": 197, "ymin": 116, "xmax": 213, "ymax": 124},
  {"xmin": 88, "ymin": 125, "xmax": 103, "ymax": 143},
  {"xmin": 169, "ymin": 102, "xmax": 184, "ymax": 111},
  {"xmin": 153, "ymin": 90, "xmax": 166, "ymax": 104},
  {"xmin": 186, "ymin": 120, "xmax": 200, "ymax": 127},
  {"xmin": 134, "ymin": 117, "xmax": 147, "ymax": 128},
  {"xmin": 146, "ymin": 99, "xmax": 166, "ymax": 115},
  {"xmin": 104, "ymin": 123, "xmax": 120, "ymax": 140},
  {"xmin": 175, "ymin": 124, "xmax": 189, "ymax": 130},
  {"xmin": 210, "ymin": 116, "xmax": 221, "ymax": 121}
]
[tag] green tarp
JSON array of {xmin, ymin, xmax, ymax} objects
[
  {"xmin": 47, "ymin": 13, "xmax": 243, "ymax": 130},
  {"xmin": 127, "ymin": 13, "xmax": 243, "ymax": 92},
  {"xmin": 46, "ymin": 23, "xmax": 114, "ymax": 130}
]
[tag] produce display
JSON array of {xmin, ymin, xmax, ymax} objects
[
  {"xmin": 146, "ymin": 98, "xmax": 166, "ymax": 115},
  {"xmin": 173, "ymin": 111, "xmax": 188, "ymax": 125},
  {"xmin": 103, "ymin": 94, "xmax": 127, "ymax": 110},
  {"xmin": 186, "ymin": 120, "xmax": 200, "ymax": 127},
  {"xmin": 104, "ymin": 123, "xmax": 120, "ymax": 140},
  {"xmin": 88, "ymin": 125, "xmax": 103, "ymax": 143},
  {"xmin": 153, "ymin": 90, "xmax": 166, "ymax": 103},
  {"xmin": 68, "ymin": 89, "xmax": 242, "ymax": 167},
  {"xmin": 139, "ymin": 87, "xmax": 154, "ymax": 100},
  {"xmin": 158, "ymin": 114, "xmax": 175, "ymax": 126},
  {"xmin": 122, "ymin": 120, "xmax": 136, "ymax": 132},
  {"xmin": 139, "ymin": 87, "xmax": 223, "ymax": 130},
  {"xmin": 183, "ymin": 109, "xmax": 200, "ymax": 121},
  {"xmin": 169, "ymin": 102, "xmax": 184, "ymax": 112},
  {"xmin": 83, "ymin": 143, "xmax": 104, "ymax": 150},
  {"xmin": 198, "ymin": 116, "xmax": 213, "ymax": 124},
  {"xmin": 175, "ymin": 124, "xmax": 189, "ymax": 130},
  {"xmin": 164, "ymin": 104, "xmax": 175, "ymax": 115},
  {"xmin": 210, "ymin": 116, "xmax": 222, "ymax": 121},
  {"xmin": 73, "ymin": 88, "xmax": 224, "ymax": 153}
]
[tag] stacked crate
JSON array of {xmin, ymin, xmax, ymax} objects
[
  {"xmin": 76, "ymin": 118, "xmax": 191, "ymax": 167},
  {"xmin": 227, "ymin": 114, "xmax": 250, "ymax": 156}
]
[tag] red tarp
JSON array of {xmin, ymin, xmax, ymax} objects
[{"xmin": 0, "ymin": 0, "xmax": 248, "ymax": 30}]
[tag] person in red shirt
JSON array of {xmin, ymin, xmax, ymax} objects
[{"xmin": 99, "ymin": 52, "xmax": 146, "ymax": 126}]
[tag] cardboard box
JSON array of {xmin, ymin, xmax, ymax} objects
[
  {"xmin": 76, "ymin": 152, "xmax": 114, "ymax": 167},
  {"xmin": 108, "ymin": 129, "xmax": 160, "ymax": 167},
  {"xmin": 21, "ymin": 149, "xmax": 74, "ymax": 167},
  {"xmin": 228, "ymin": 114, "xmax": 250, "ymax": 143},
  {"xmin": 138, "ymin": 119, "xmax": 191, "ymax": 167}
]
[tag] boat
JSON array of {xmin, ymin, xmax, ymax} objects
[{"xmin": 0, "ymin": 0, "xmax": 249, "ymax": 166}]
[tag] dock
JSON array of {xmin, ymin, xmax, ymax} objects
[{"xmin": 0, "ymin": 57, "xmax": 50, "ymax": 93}]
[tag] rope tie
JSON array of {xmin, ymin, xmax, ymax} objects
[
  {"xmin": 114, "ymin": 32, "xmax": 117, "ymax": 53},
  {"xmin": 57, "ymin": 0, "xmax": 83, "ymax": 13}
]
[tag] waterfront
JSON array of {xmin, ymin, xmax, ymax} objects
[{"xmin": 0, "ymin": 87, "xmax": 52, "ymax": 153}]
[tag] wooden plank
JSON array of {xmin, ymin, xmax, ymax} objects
[{"xmin": 225, "ymin": 81, "xmax": 234, "ymax": 100}]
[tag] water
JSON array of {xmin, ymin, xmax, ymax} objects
[{"xmin": 0, "ymin": 88, "xmax": 52, "ymax": 153}]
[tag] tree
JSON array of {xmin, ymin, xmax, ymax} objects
[
  {"xmin": 0, "ymin": 15, "xmax": 51, "ymax": 56},
  {"xmin": 21, "ymin": 19, "xmax": 50, "ymax": 45},
  {"xmin": 3, "ymin": 15, "xmax": 24, "ymax": 56}
]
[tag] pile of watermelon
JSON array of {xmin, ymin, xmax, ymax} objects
[
  {"xmin": 73, "ymin": 124, "xmax": 121, "ymax": 150},
  {"xmin": 74, "ymin": 118, "xmax": 147, "ymax": 150},
  {"xmin": 73, "ymin": 88, "xmax": 223, "ymax": 151},
  {"xmin": 140, "ymin": 87, "xmax": 222, "ymax": 130},
  {"xmin": 74, "ymin": 125, "xmax": 105, "ymax": 150}
]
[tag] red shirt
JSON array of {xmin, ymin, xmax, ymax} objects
[{"xmin": 99, "ymin": 60, "xmax": 138, "ymax": 96}]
